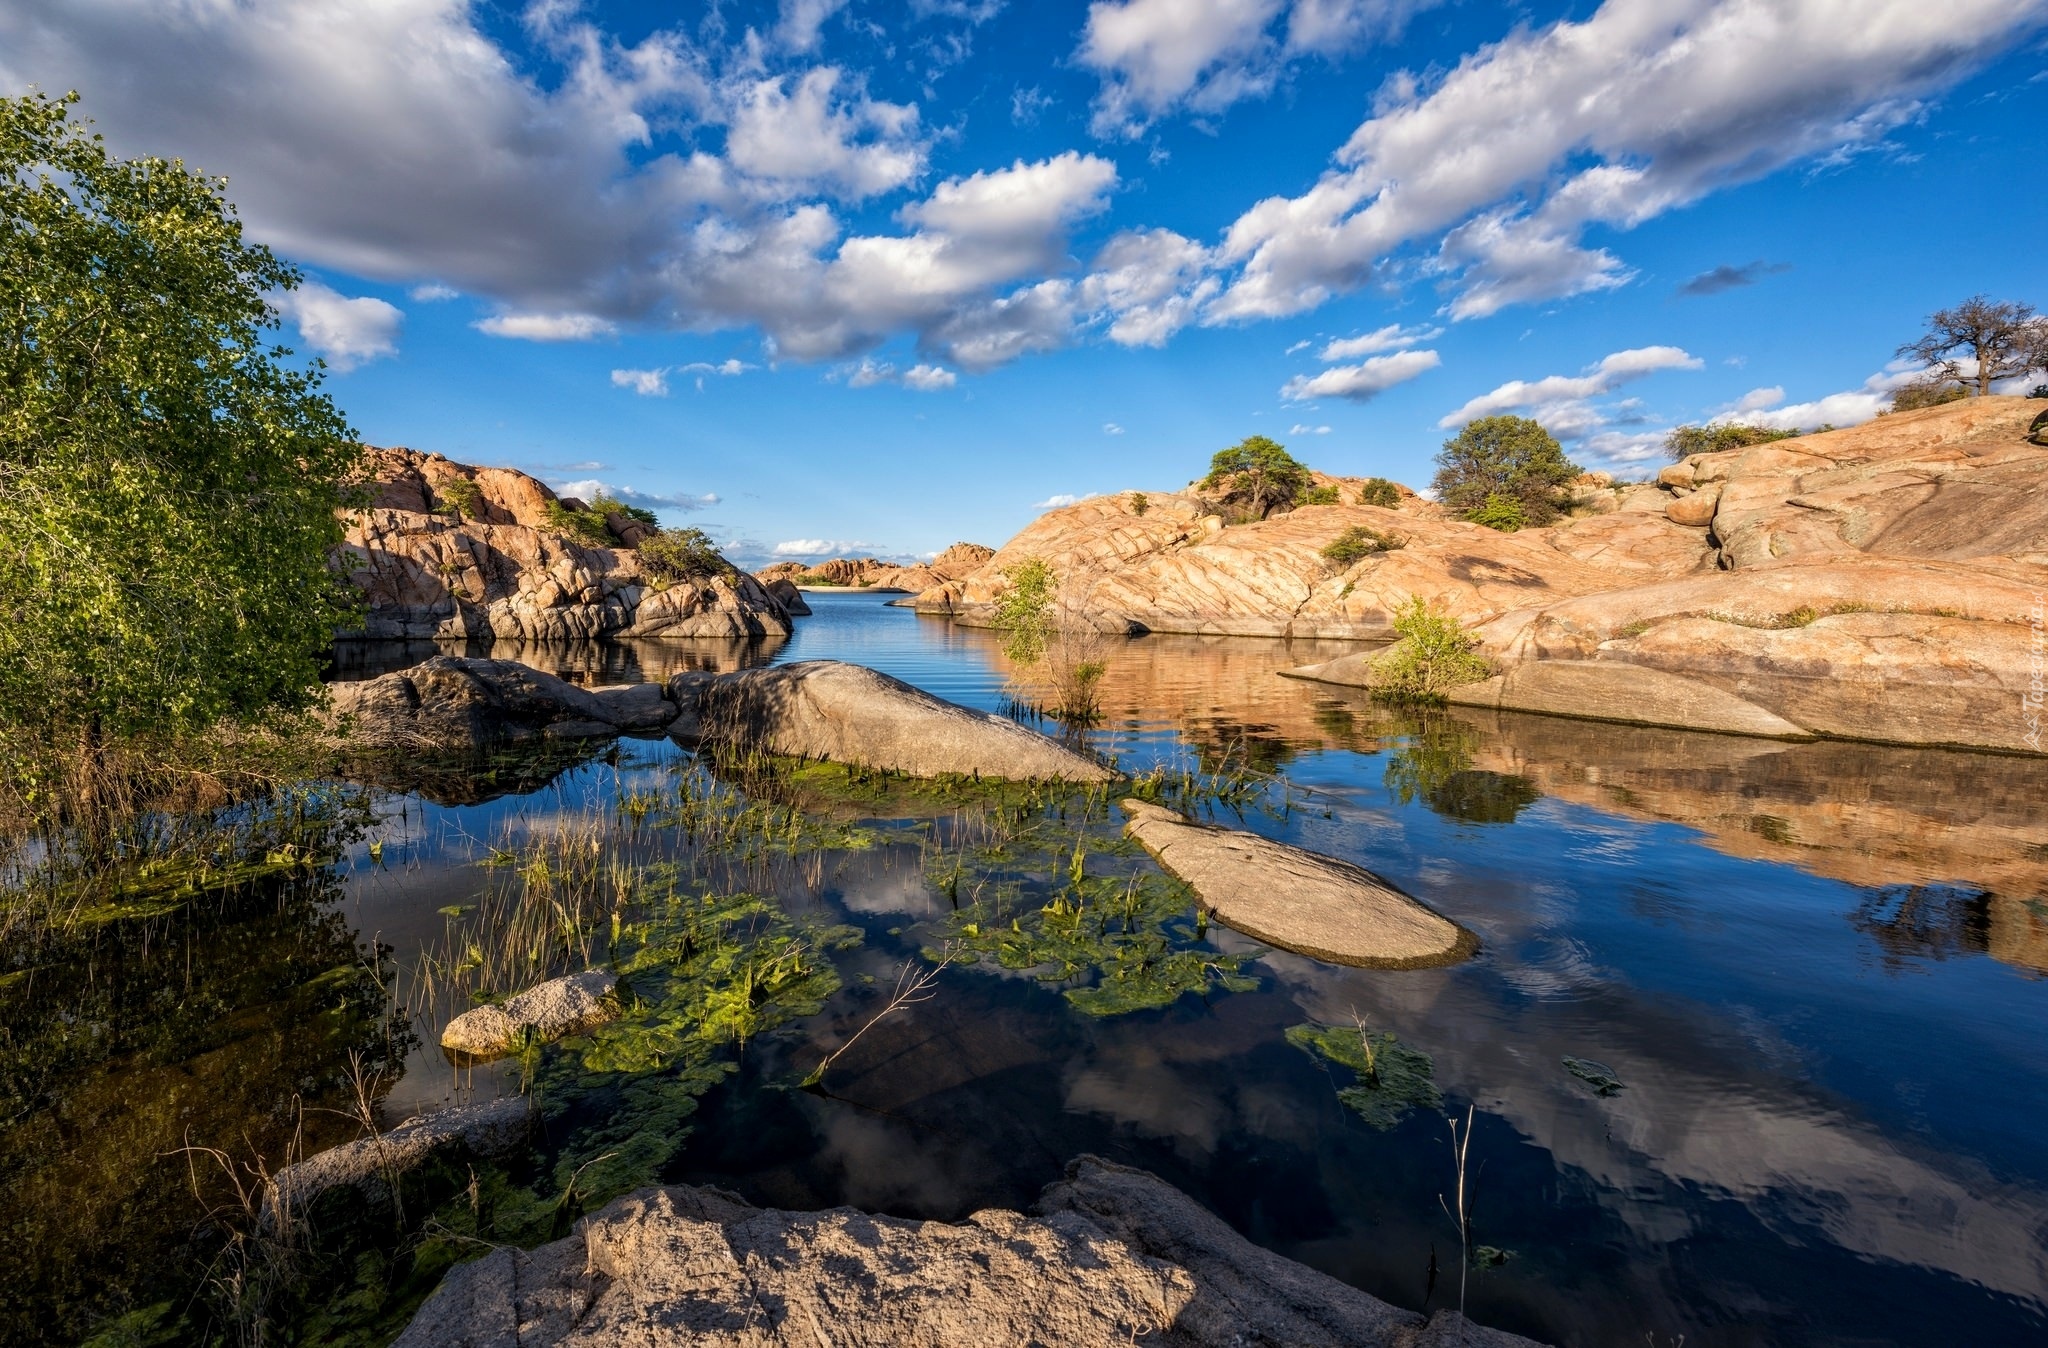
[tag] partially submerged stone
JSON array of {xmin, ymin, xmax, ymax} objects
[
  {"xmin": 266, "ymin": 1096, "xmax": 528, "ymax": 1227},
  {"xmin": 1444, "ymin": 661, "xmax": 1812, "ymax": 740},
  {"xmin": 392, "ymin": 1154, "xmax": 1545, "ymax": 1348},
  {"xmin": 329, "ymin": 658, "xmax": 690, "ymax": 750},
  {"xmin": 441, "ymin": 969, "xmax": 618, "ymax": 1062},
  {"xmin": 669, "ymin": 660, "xmax": 1115, "ymax": 782},
  {"xmin": 1119, "ymin": 800, "xmax": 1473, "ymax": 969}
]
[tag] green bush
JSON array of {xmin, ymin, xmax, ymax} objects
[
  {"xmin": 1431, "ymin": 415, "xmax": 1579, "ymax": 526},
  {"xmin": 1371, "ymin": 597, "xmax": 1492, "ymax": 703},
  {"xmin": 1889, "ymin": 379, "xmax": 1969, "ymax": 413},
  {"xmin": 1320, "ymin": 525, "xmax": 1404, "ymax": 568},
  {"xmin": 637, "ymin": 527, "xmax": 731, "ymax": 582},
  {"xmin": 589, "ymin": 493, "xmax": 659, "ymax": 527},
  {"xmin": 436, "ymin": 477, "xmax": 482, "ymax": 520},
  {"xmin": 1359, "ymin": 477, "xmax": 1401, "ymax": 508},
  {"xmin": 992, "ymin": 558, "xmax": 1056, "ymax": 666},
  {"xmin": 1299, "ymin": 484, "xmax": 1340, "ymax": 506},
  {"xmin": 1663, "ymin": 422, "xmax": 1797, "ymax": 459},
  {"xmin": 1128, "ymin": 492, "xmax": 1149, "ymax": 516},
  {"xmin": 1465, "ymin": 493, "xmax": 1527, "ymax": 532}
]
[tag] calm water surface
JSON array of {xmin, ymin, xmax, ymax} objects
[{"xmin": 18, "ymin": 591, "xmax": 2048, "ymax": 1346}]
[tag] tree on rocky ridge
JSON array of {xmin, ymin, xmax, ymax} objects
[
  {"xmin": 1201, "ymin": 435, "xmax": 1310, "ymax": 519},
  {"xmin": 1431, "ymin": 416, "xmax": 1580, "ymax": 527},
  {"xmin": 0, "ymin": 92, "xmax": 364, "ymax": 786},
  {"xmin": 1895, "ymin": 295, "xmax": 2048, "ymax": 399}
]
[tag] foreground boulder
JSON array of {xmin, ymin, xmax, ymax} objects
[
  {"xmin": 1119, "ymin": 800, "xmax": 1473, "ymax": 968},
  {"xmin": 341, "ymin": 447, "xmax": 796, "ymax": 641},
  {"xmin": 440, "ymin": 969, "xmax": 618, "ymax": 1061},
  {"xmin": 327, "ymin": 657, "xmax": 678, "ymax": 749},
  {"xmin": 266, "ymin": 1096, "xmax": 528, "ymax": 1227},
  {"xmin": 670, "ymin": 661, "xmax": 1115, "ymax": 782},
  {"xmin": 392, "ymin": 1155, "xmax": 1543, "ymax": 1348}
]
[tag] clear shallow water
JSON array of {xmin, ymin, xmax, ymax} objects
[{"xmin": 16, "ymin": 591, "xmax": 2047, "ymax": 1346}]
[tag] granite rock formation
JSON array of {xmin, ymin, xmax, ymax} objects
[
  {"xmin": 341, "ymin": 448, "xmax": 795, "ymax": 641},
  {"xmin": 392, "ymin": 1155, "xmax": 1543, "ymax": 1348}
]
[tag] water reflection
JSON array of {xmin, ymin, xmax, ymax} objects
[{"xmin": 31, "ymin": 592, "xmax": 2043, "ymax": 1347}]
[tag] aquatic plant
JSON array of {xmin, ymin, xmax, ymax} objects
[
  {"xmin": 1286, "ymin": 1019, "xmax": 1443, "ymax": 1130},
  {"xmin": 929, "ymin": 800, "xmax": 1259, "ymax": 1017}
]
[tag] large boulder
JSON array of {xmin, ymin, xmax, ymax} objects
[
  {"xmin": 391, "ymin": 1156, "xmax": 1545, "ymax": 1348},
  {"xmin": 440, "ymin": 970, "xmax": 618, "ymax": 1061},
  {"xmin": 341, "ymin": 448, "xmax": 792, "ymax": 642},
  {"xmin": 1119, "ymin": 800, "xmax": 1474, "ymax": 968},
  {"xmin": 328, "ymin": 657, "xmax": 675, "ymax": 749},
  {"xmin": 670, "ymin": 661, "xmax": 1115, "ymax": 781}
]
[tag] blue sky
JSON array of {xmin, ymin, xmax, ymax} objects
[{"xmin": 5, "ymin": 0, "xmax": 2046, "ymax": 564}]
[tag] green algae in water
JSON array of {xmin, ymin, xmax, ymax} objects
[
  {"xmin": 1562, "ymin": 1056, "xmax": 1625, "ymax": 1097},
  {"xmin": 1287, "ymin": 1022, "xmax": 1443, "ymax": 1129}
]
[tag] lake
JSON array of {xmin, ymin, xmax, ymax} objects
[{"xmin": 7, "ymin": 589, "xmax": 2046, "ymax": 1347}]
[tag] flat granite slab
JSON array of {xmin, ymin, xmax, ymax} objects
[{"xmin": 1119, "ymin": 800, "xmax": 1474, "ymax": 969}]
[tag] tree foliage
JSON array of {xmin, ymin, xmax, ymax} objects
[
  {"xmin": 1358, "ymin": 476, "xmax": 1401, "ymax": 508},
  {"xmin": 1895, "ymin": 294, "xmax": 2048, "ymax": 398},
  {"xmin": 1888, "ymin": 378, "xmax": 1970, "ymax": 413},
  {"xmin": 637, "ymin": 527, "xmax": 732, "ymax": 583},
  {"xmin": 1320, "ymin": 525, "xmax": 1403, "ymax": 568},
  {"xmin": 992, "ymin": 558, "xmax": 1056, "ymax": 666},
  {"xmin": 1201, "ymin": 435, "xmax": 1310, "ymax": 519},
  {"xmin": 1430, "ymin": 416, "xmax": 1579, "ymax": 526},
  {"xmin": 0, "ymin": 92, "xmax": 363, "ymax": 759},
  {"xmin": 1663, "ymin": 422, "xmax": 1797, "ymax": 460}
]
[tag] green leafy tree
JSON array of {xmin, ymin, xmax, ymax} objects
[
  {"xmin": 1431, "ymin": 416, "xmax": 1579, "ymax": 526},
  {"xmin": 1663, "ymin": 422, "xmax": 1797, "ymax": 460},
  {"xmin": 1201, "ymin": 435, "xmax": 1310, "ymax": 519},
  {"xmin": 0, "ymin": 93, "xmax": 363, "ymax": 775}
]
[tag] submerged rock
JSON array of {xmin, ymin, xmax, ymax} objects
[
  {"xmin": 1447, "ymin": 661, "xmax": 1812, "ymax": 740},
  {"xmin": 392, "ymin": 1155, "xmax": 1544, "ymax": 1348},
  {"xmin": 1119, "ymin": 800, "xmax": 1473, "ymax": 968},
  {"xmin": 266, "ymin": 1096, "xmax": 529, "ymax": 1227},
  {"xmin": 669, "ymin": 660, "xmax": 1115, "ymax": 782},
  {"xmin": 440, "ymin": 969, "xmax": 618, "ymax": 1061}
]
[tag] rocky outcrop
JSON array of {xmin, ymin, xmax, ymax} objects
[
  {"xmin": 671, "ymin": 661, "xmax": 1115, "ymax": 781},
  {"xmin": 1454, "ymin": 552, "xmax": 2046, "ymax": 753},
  {"xmin": 392, "ymin": 1155, "xmax": 1543, "ymax": 1348},
  {"xmin": 913, "ymin": 490, "xmax": 1715, "ymax": 640},
  {"xmin": 440, "ymin": 970, "xmax": 618, "ymax": 1061},
  {"xmin": 1119, "ymin": 801, "xmax": 1473, "ymax": 968},
  {"xmin": 266, "ymin": 1096, "xmax": 528, "ymax": 1226},
  {"xmin": 757, "ymin": 542, "xmax": 994, "ymax": 594},
  {"xmin": 341, "ymin": 448, "xmax": 795, "ymax": 641}
]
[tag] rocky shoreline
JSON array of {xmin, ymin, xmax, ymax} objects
[{"xmin": 910, "ymin": 398, "xmax": 2048, "ymax": 754}]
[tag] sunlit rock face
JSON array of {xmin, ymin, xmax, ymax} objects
[
  {"xmin": 913, "ymin": 484, "xmax": 1714, "ymax": 640},
  {"xmin": 338, "ymin": 447, "xmax": 794, "ymax": 642}
]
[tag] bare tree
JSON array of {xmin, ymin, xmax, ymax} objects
[{"xmin": 1895, "ymin": 295, "xmax": 2048, "ymax": 398}]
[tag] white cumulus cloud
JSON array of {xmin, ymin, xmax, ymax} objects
[
  {"xmin": 272, "ymin": 279, "xmax": 401, "ymax": 371},
  {"xmin": 1282, "ymin": 347, "xmax": 1440, "ymax": 402},
  {"xmin": 1438, "ymin": 347, "xmax": 1702, "ymax": 428},
  {"xmin": 612, "ymin": 367, "xmax": 672, "ymax": 396},
  {"xmin": 477, "ymin": 312, "xmax": 617, "ymax": 342},
  {"xmin": 1319, "ymin": 322, "xmax": 1441, "ymax": 361},
  {"xmin": 1033, "ymin": 492, "xmax": 1097, "ymax": 509},
  {"xmin": 552, "ymin": 479, "xmax": 718, "ymax": 512}
]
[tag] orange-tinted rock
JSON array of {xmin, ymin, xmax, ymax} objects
[{"xmin": 340, "ymin": 449, "xmax": 790, "ymax": 642}]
